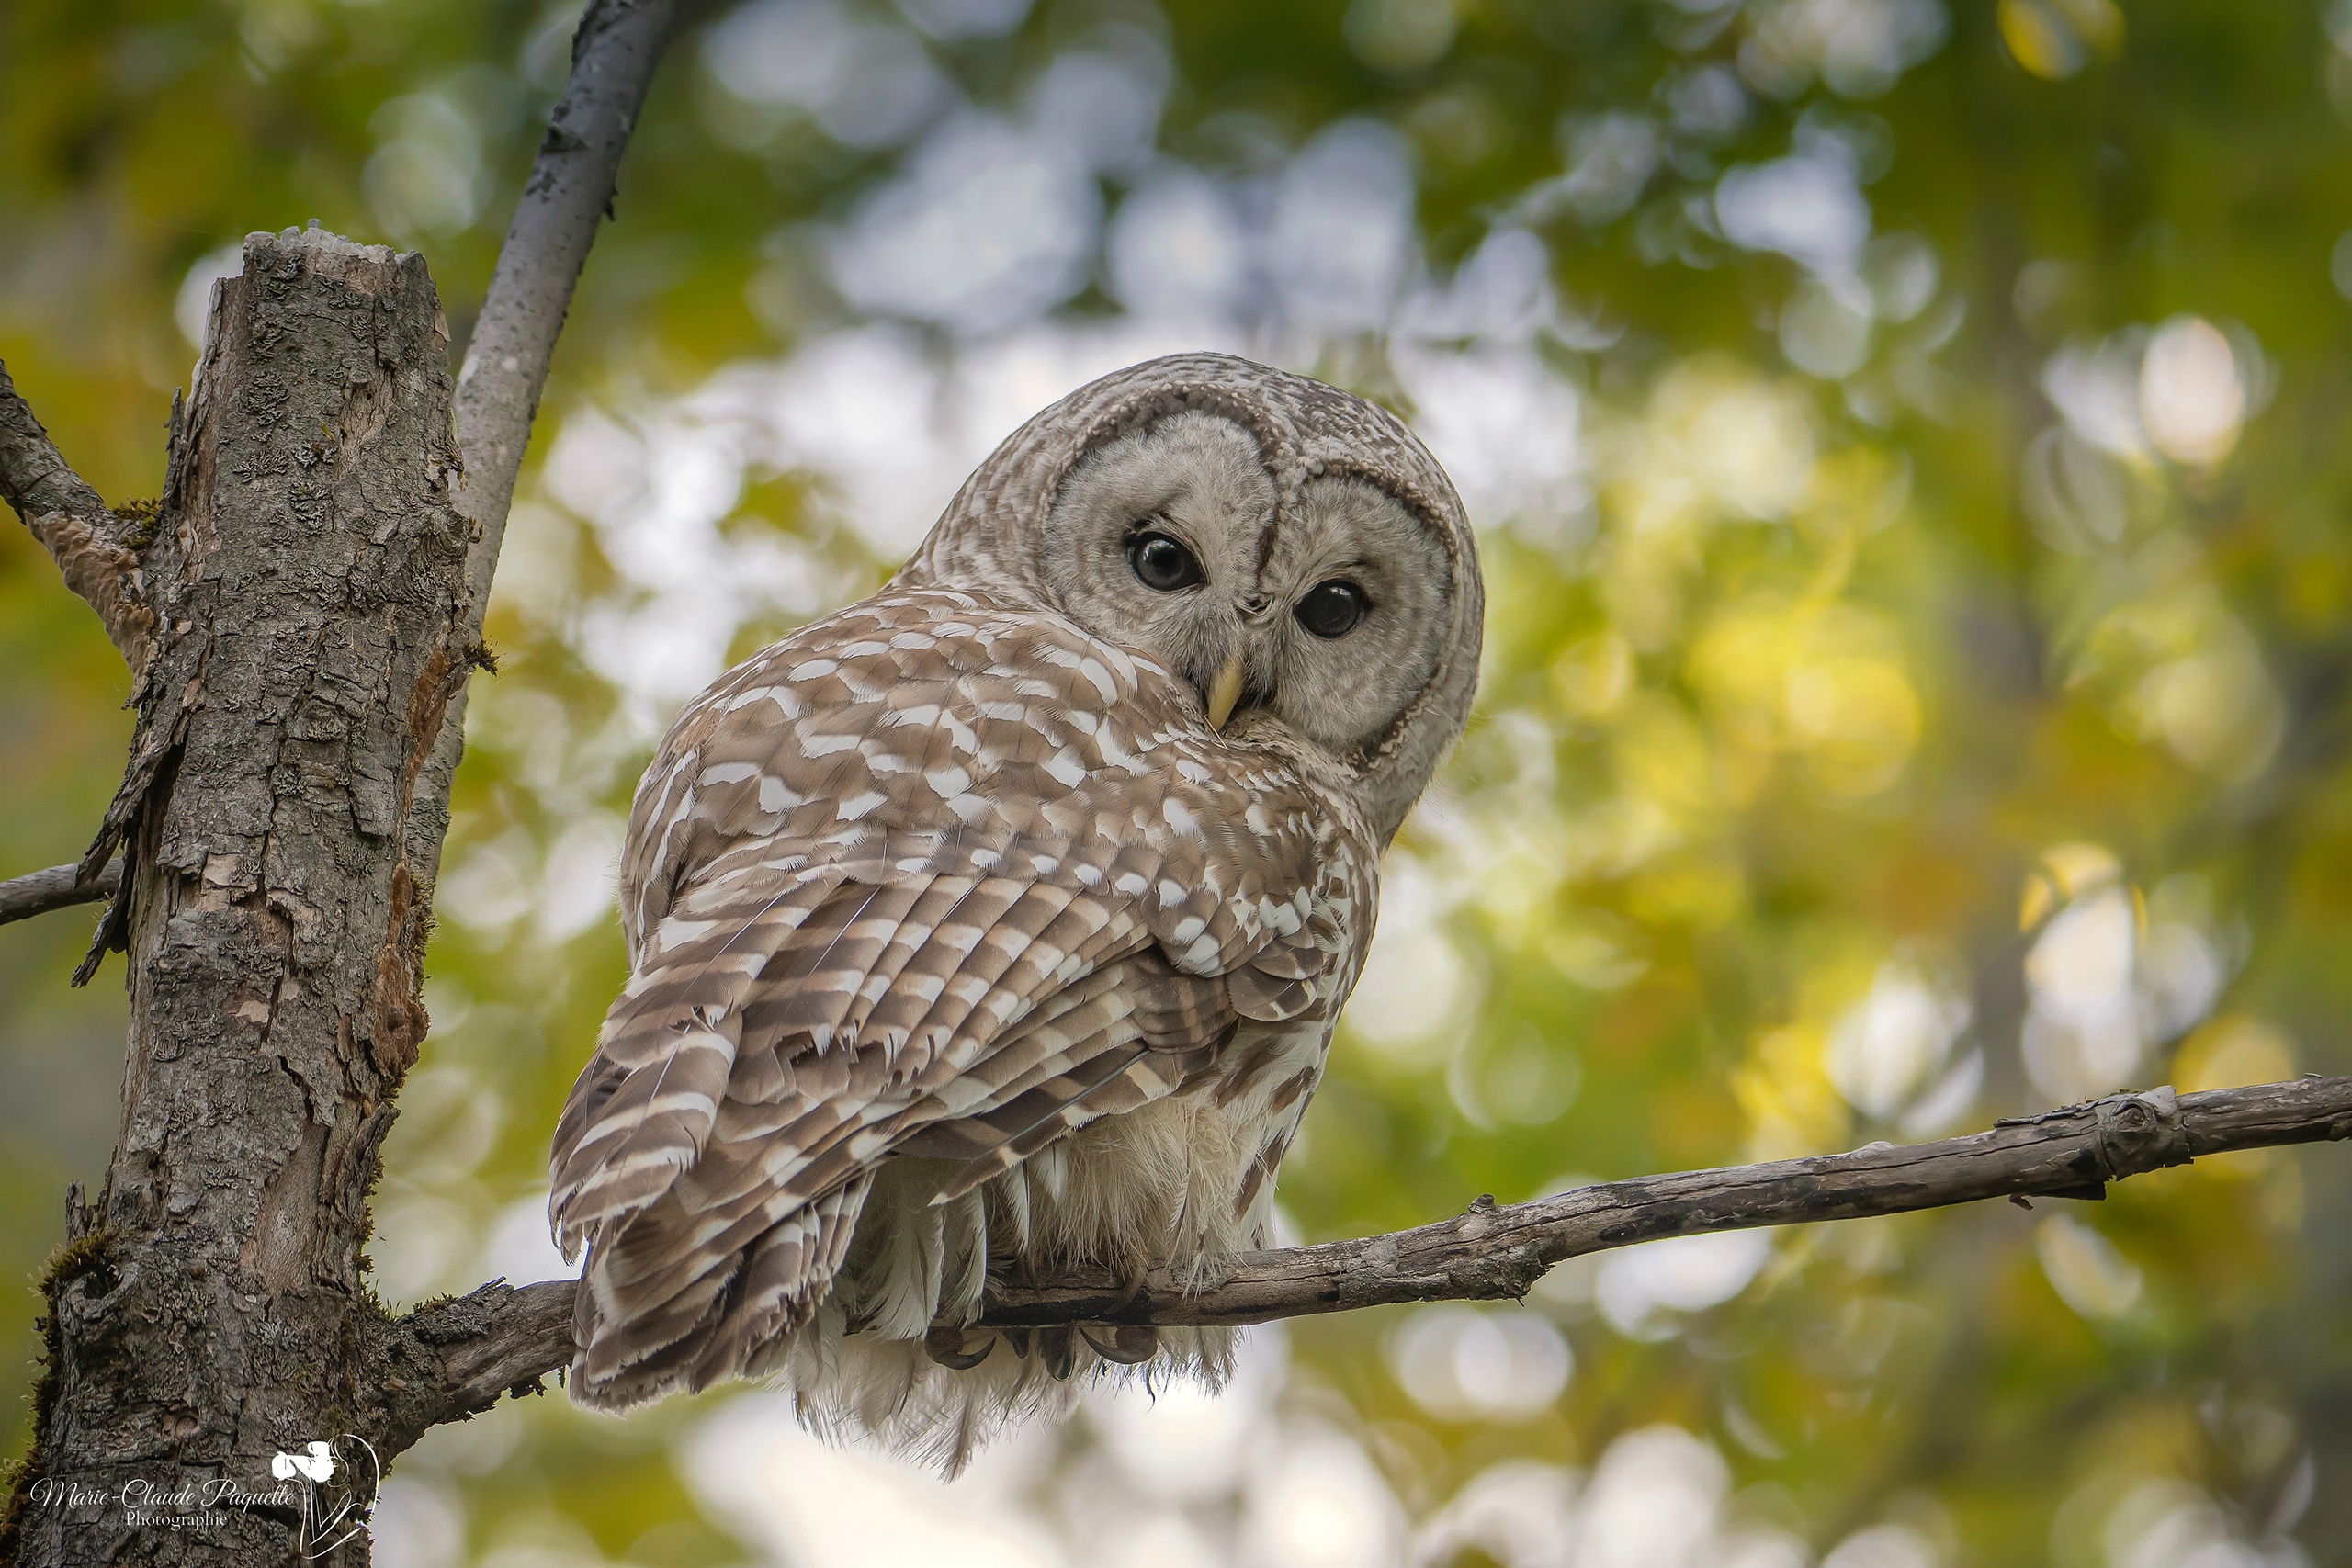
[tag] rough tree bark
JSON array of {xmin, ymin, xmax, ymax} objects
[{"xmin": 2, "ymin": 227, "xmax": 472, "ymax": 1566}]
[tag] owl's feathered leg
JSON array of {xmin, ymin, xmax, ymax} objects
[{"xmin": 707, "ymin": 1090, "xmax": 1251, "ymax": 1468}]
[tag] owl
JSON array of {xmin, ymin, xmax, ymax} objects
[{"xmin": 549, "ymin": 353, "xmax": 1484, "ymax": 1467}]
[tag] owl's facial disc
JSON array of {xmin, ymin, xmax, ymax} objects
[
  {"xmin": 1252, "ymin": 474, "xmax": 1451, "ymax": 761},
  {"xmin": 1042, "ymin": 411, "xmax": 1454, "ymax": 766}
]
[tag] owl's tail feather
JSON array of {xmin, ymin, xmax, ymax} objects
[
  {"xmin": 550, "ymin": 875, "xmax": 847, "ymax": 1259},
  {"xmin": 569, "ymin": 1172, "xmax": 874, "ymax": 1411},
  {"xmin": 549, "ymin": 1012, "xmax": 740, "ymax": 1258}
]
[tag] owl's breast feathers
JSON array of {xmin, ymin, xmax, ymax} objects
[{"xmin": 549, "ymin": 588, "xmax": 1375, "ymax": 1404}]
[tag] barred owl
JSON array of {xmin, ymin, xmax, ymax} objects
[{"xmin": 550, "ymin": 353, "xmax": 1484, "ymax": 1466}]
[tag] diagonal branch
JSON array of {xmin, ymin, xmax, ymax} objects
[
  {"xmin": 384, "ymin": 1076, "xmax": 2352, "ymax": 1442},
  {"xmin": 452, "ymin": 0, "xmax": 683, "ymax": 642},
  {"xmin": 386, "ymin": 0, "xmax": 684, "ymax": 958},
  {"xmin": 0, "ymin": 361, "xmax": 153, "ymax": 670},
  {"xmin": 0, "ymin": 0, "xmax": 673, "ymax": 706},
  {"xmin": 0, "ymin": 860, "xmax": 123, "ymax": 927}
]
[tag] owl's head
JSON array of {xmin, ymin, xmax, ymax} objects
[{"xmin": 900, "ymin": 355, "xmax": 1484, "ymax": 843}]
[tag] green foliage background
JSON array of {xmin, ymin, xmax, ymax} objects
[{"xmin": 5, "ymin": 0, "xmax": 2352, "ymax": 1563}]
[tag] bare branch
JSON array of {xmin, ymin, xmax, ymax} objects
[
  {"xmin": 0, "ymin": 364, "xmax": 109, "ymax": 524},
  {"xmin": 0, "ymin": 861, "xmax": 122, "ymax": 927},
  {"xmin": 394, "ymin": 1076, "xmax": 2352, "ymax": 1434},
  {"xmin": 372, "ymin": 1279, "xmax": 583, "ymax": 1455},
  {"xmin": 386, "ymin": 0, "xmax": 685, "ymax": 960},
  {"xmin": 0, "ymin": 361, "xmax": 153, "ymax": 670},
  {"xmin": 452, "ymin": 0, "xmax": 682, "ymax": 641}
]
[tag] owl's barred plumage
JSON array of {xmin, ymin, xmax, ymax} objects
[{"xmin": 551, "ymin": 354, "xmax": 1482, "ymax": 1468}]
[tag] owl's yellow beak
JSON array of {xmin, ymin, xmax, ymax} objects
[{"xmin": 1205, "ymin": 654, "xmax": 1246, "ymax": 731}]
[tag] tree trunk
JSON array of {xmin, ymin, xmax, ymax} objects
[
  {"xmin": 2, "ymin": 226, "xmax": 469, "ymax": 1567},
  {"xmin": 0, "ymin": 11, "xmax": 684, "ymax": 1556}
]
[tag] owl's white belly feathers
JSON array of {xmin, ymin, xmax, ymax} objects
[{"xmin": 786, "ymin": 1039, "xmax": 1323, "ymax": 1470}]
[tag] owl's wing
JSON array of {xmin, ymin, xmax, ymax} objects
[{"xmin": 549, "ymin": 591, "xmax": 1368, "ymax": 1394}]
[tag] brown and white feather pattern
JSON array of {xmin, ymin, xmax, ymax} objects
[
  {"xmin": 552, "ymin": 351, "xmax": 1482, "ymax": 1471},
  {"xmin": 551, "ymin": 586, "xmax": 1374, "ymax": 1450}
]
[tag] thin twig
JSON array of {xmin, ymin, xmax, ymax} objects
[
  {"xmin": 452, "ymin": 0, "xmax": 682, "ymax": 643},
  {"xmin": 393, "ymin": 1076, "xmax": 2352, "ymax": 1430},
  {"xmin": 0, "ymin": 362, "xmax": 153, "ymax": 669},
  {"xmin": 0, "ymin": 861, "xmax": 124, "ymax": 928}
]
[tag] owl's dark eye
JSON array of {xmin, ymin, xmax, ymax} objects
[
  {"xmin": 1295, "ymin": 579, "xmax": 1369, "ymax": 639},
  {"xmin": 1128, "ymin": 531, "xmax": 1204, "ymax": 592}
]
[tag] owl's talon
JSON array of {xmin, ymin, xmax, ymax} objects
[
  {"xmin": 1112, "ymin": 1264, "xmax": 1150, "ymax": 1310},
  {"xmin": 925, "ymin": 1327, "xmax": 997, "ymax": 1370},
  {"xmin": 1037, "ymin": 1325, "xmax": 1078, "ymax": 1380},
  {"xmin": 1080, "ymin": 1324, "xmax": 1159, "ymax": 1364}
]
